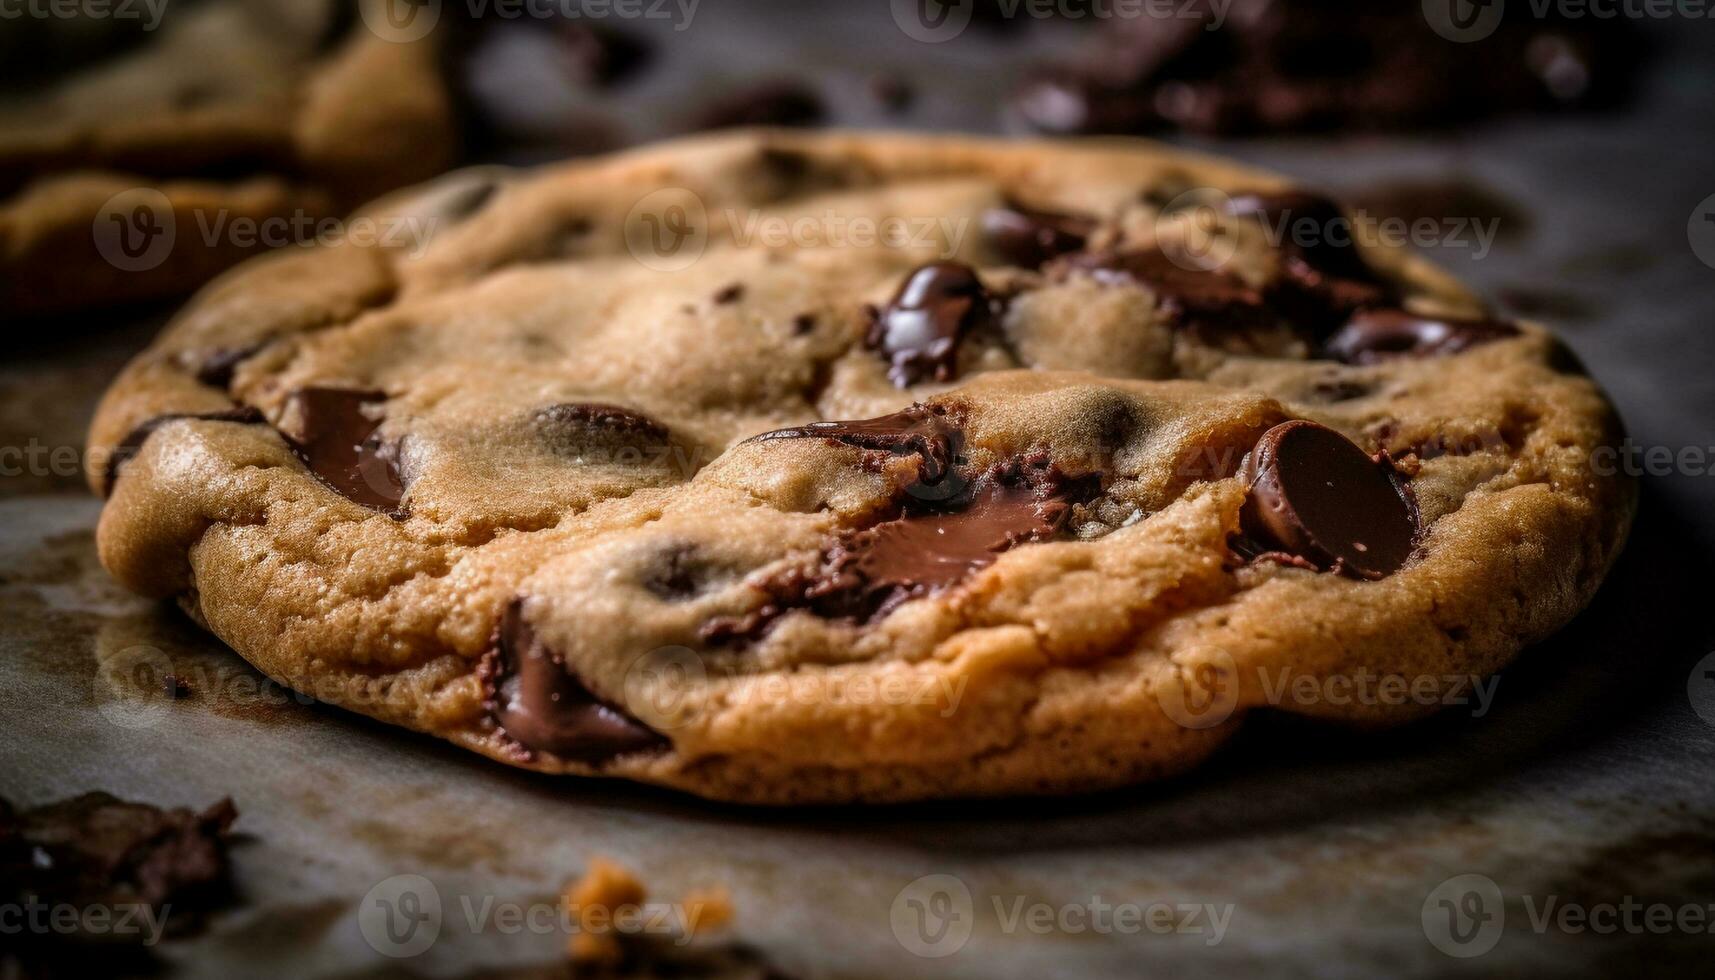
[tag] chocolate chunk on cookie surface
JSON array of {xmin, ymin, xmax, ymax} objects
[
  {"xmin": 486, "ymin": 600, "xmax": 667, "ymax": 764},
  {"xmin": 1239, "ymin": 420, "xmax": 1418, "ymax": 579},
  {"xmin": 866, "ymin": 262, "xmax": 999, "ymax": 387}
]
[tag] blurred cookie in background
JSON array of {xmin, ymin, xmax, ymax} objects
[{"xmin": 1, "ymin": 0, "xmax": 455, "ymax": 319}]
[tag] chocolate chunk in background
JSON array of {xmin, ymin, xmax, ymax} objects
[
  {"xmin": 866, "ymin": 262, "xmax": 999, "ymax": 387},
  {"xmin": 282, "ymin": 388, "xmax": 406, "ymax": 514},
  {"xmin": 1223, "ymin": 191, "xmax": 1398, "ymax": 331},
  {"xmin": 1013, "ymin": 0, "xmax": 1646, "ymax": 137},
  {"xmin": 982, "ymin": 202, "xmax": 1096, "ymax": 268},
  {"xmin": 1238, "ymin": 420, "xmax": 1418, "ymax": 579},
  {"xmin": 1, "ymin": 792, "xmax": 237, "ymax": 943},
  {"xmin": 1324, "ymin": 309, "xmax": 1522, "ymax": 364},
  {"xmin": 485, "ymin": 600, "xmax": 668, "ymax": 764},
  {"xmin": 103, "ymin": 407, "xmax": 267, "ymax": 497},
  {"xmin": 687, "ymin": 79, "xmax": 825, "ymax": 132}
]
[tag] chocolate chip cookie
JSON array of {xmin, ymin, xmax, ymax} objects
[{"xmin": 87, "ymin": 131, "xmax": 1634, "ymax": 803}]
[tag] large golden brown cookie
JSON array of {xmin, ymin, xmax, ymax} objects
[{"xmin": 87, "ymin": 131, "xmax": 1633, "ymax": 803}]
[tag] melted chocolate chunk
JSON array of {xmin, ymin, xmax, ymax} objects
[
  {"xmin": 982, "ymin": 202, "xmax": 1096, "ymax": 268},
  {"xmin": 1, "ymin": 792, "xmax": 236, "ymax": 939},
  {"xmin": 1061, "ymin": 248, "xmax": 1274, "ymax": 338},
  {"xmin": 104, "ymin": 407, "xmax": 266, "ymax": 497},
  {"xmin": 814, "ymin": 459, "xmax": 1095, "ymax": 619},
  {"xmin": 1224, "ymin": 191, "xmax": 1397, "ymax": 331},
  {"xmin": 1324, "ymin": 309, "xmax": 1522, "ymax": 364},
  {"xmin": 866, "ymin": 263, "xmax": 998, "ymax": 387},
  {"xmin": 751, "ymin": 404, "xmax": 962, "ymax": 486},
  {"xmin": 1238, "ymin": 420, "xmax": 1418, "ymax": 579},
  {"xmin": 282, "ymin": 388, "xmax": 405, "ymax": 513},
  {"xmin": 705, "ymin": 448, "xmax": 1100, "ymax": 644},
  {"xmin": 192, "ymin": 341, "xmax": 268, "ymax": 389},
  {"xmin": 485, "ymin": 600, "xmax": 667, "ymax": 764}
]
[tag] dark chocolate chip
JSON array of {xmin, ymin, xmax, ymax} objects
[
  {"xmin": 713, "ymin": 283, "xmax": 744, "ymax": 304},
  {"xmin": 816, "ymin": 459, "xmax": 1094, "ymax": 619},
  {"xmin": 486, "ymin": 599, "xmax": 667, "ymax": 764},
  {"xmin": 751, "ymin": 404, "xmax": 963, "ymax": 486},
  {"xmin": 2, "ymin": 791, "xmax": 236, "ymax": 931},
  {"xmin": 865, "ymin": 262, "xmax": 998, "ymax": 387},
  {"xmin": 1224, "ymin": 190, "xmax": 1397, "ymax": 330},
  {"xmin": 704, "ymin": 451, "xmax": 1100, "ymax": 643},
  {"xmin": 104, "ymin": 407, "xmax": 267, "ymax": 497},
  {"xmin": 689, "ymin": 80, "xmax": 824, "ymax": 131},
  {"xmin": 1323, "ymin": 309, "xmax": 1522, "ymax": 364},
  {"xmin": 282, "ymin": 388, "xmax": 406, "ymax": 513},
  {"xmin": 192, "ymin": 342, "xmax": 268, "ymax": 390},
  {"xmin": 791, "ymin": 313, "xmax": 817, "ymax": 335},
  {"xmin": 1239, "ymin": 420, "xmax": 1418, "ymax": 579},
  {"xmin": 982, "ymin": 202, "xmax": 1097, "ymax": 268}
]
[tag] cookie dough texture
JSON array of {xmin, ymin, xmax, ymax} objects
[
  {"xmin": 0, "ymin": 0, "xmax": 454, "ymax": 317},
  {"xmin": 88, "ymin": 130, "xmax": 1633, "ymax": 804}
]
